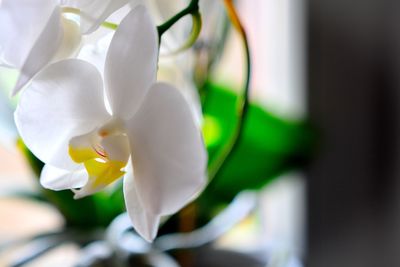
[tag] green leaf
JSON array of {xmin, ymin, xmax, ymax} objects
[{"xmin": 200, "ymin": 83, "xmax": 314, "ymax": 205}]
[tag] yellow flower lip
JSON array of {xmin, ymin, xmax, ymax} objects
[
  {"xmin": 68, "ymin": 125, "xmax": 130, "ymax": 198},
  {"xmin": 69, "ymin": 146, "xmax": 98, "ymax": 163}
]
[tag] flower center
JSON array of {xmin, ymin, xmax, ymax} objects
[{"xmin": 68, "ymin": 118, "xmax": 130, "ymax": 197}]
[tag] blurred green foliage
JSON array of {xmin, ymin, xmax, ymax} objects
[{"xmin": 197, "ymin": 82, "xmax": 314, "ymax": 212}]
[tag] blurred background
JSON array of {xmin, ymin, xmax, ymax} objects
[
  {"xmin": 307, "ymin": 0, "xmax": 400, "ymax": 266},
  {"xmin": 1, "ymin": 0, "xmax": 400, "ymax": 266}
]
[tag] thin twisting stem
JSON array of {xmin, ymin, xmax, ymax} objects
[
  {"xmin": 163, "ymin": 11, "xmax": 202, "ymax": 56},
  {"xmin": 207, "ymin": 0, "xmax": 252, "ymax": 183},
  {"xmin": 157, "ymin": 0, "xmax": 200, "ymax": 38}
]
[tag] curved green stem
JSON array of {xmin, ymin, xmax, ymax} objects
[
  {"xmin": 163, "ymin": 11, "xmax": 202, "ymax": 56},
  {"xmin": 157, "ymin": 0, "xmax": 200, "ymax": 38},
  {"xmin": 207, "ymin": 0, "xmax": 252, "ymax": 182}
]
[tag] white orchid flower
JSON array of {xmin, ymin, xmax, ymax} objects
[
  {"xmin": 14, "ymin": 6, "xmax": 207, "ymax": 242},
  {"xmin": 0, "ymin": 0, "xmax": 129, "ymax": 96}
]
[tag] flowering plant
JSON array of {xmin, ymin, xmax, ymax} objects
[{"xmin": 0, "ymin": 0, "xmax": 312, "ymax": 265}]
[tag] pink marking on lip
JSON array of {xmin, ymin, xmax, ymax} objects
[{"xmin": 92, "ymin": 145, "xmax": 107, "ymax": 158}]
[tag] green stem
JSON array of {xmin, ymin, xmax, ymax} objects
[
  {"xmin": 157, "ymin": 0, "xmax": 200, "ymax": 38},
  {"xmin": 207, "ymin": 0, "xmax": 252, "ymax": 183},
  {"xmin": 101, "ymin": 21, "xmax": 118, "ymax": 30},
  {"xmin": 164, "ymin": 11, "xmax": 202, "ymax": 55}
]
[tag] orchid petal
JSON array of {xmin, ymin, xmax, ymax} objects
[
  {"xmin": 101, "ymin": 134, "xmax": 130, "ymax": 163},
  {"xmin": 124, "ymin": 170, "xmax": 160, "ymax": 242},
  {"xmin": 11, "ymin": 8, "xmax": 63, "ymax": 96},
  {"xmin": 52, "ymin": 16, "xmax": 82, "ymax": 62},
  {"xmin": 15, "ymin": 59, "xmax": 110, "ymax": 170},
  {"xmin": 78, "ymin": 32, "xmax": 113, "ymax": 75},
  {"xmin": 60, "ymin": 0, "xmax": 129, "ymax": 34},
  {"xmin": 68, "ymin": 130, "xmax": 100, "ymax": 163},
  {"xmin": 40, "ymin": 164, "xmax": 88, "ymax": 191},
  {"xmin": 0, "ymin": 0, "xmax": 57, "ymax": 67},
  {"xmin": 1, "ymin": 3, "xmax": 63, "ymax": 96},
  {"xmin": 105, "ymin": 5, "xmax": 158, "ymax": 120},
  {"xmin": 157, "ymin": 55, "xmax": 203, "ymax": 126},
  {"xmin": 126, "ymin": 82, "xmax": 207, "ymax": 217}
]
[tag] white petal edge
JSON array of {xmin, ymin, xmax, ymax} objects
[
  {"xmin": 11, "ymin": 6, "xmax": 63, "ymax": 96},
  {"xmin": 124, "ymin": 169, "xmax": 160, "ymax": 242},
  {"xmin": 126, "ymin": 82, "xmax": 207, "ymax": 217},
  {"xmin": 41, "ymin": 164, "xmax": 88, "ymax": 191},
  {"xmin": 15, "ymin": 59, "xmax": 110, "ymax": 170},
  {"xmin": 157, "ymin": 55, "xmax": 203, "ymax": 126},
  {"xmin": 105, "ymin": 5, "xmax": 158, "ymax": 120}
]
